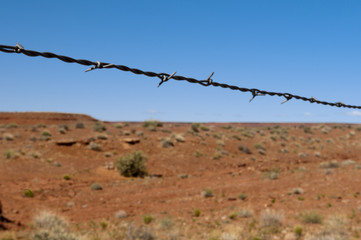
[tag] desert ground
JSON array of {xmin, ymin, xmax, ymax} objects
[{"xmin": 1, "ymin": 112, "xmax": 361, "ymax": 239}]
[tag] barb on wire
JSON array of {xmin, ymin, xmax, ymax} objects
[{"xmin": 0, "ymin": 43, "xmax": 360, "ymax": 109}]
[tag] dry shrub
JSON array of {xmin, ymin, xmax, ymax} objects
[{"xmin": 116, "ymin": 151, "xmax": 148, "ymax": 177}]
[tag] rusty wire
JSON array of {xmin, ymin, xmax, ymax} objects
[{"xmin": 0, "ymin": 43, "xmax": 360, "ymax": 109}]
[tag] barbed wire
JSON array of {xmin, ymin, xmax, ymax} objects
[{"xmin": 1, "ymin": 43, "xmax": 360, "ymax": 109}]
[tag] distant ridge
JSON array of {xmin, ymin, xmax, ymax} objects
[{"xmin": 0, "ymin": 112, "xmax": 97, "ymax": 124}]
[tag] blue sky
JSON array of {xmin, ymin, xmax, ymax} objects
[{"xmin": 1, "ymin": 1, "xmax": 361, "ymax": 123}]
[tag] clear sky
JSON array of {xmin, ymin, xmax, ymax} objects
[{"xmin": 1, "ymin": 1, "xmax": 361, "ymax": 123}]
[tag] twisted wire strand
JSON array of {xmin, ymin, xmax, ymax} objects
[{"xmin": 1, "ymin": 43, "xmax": 360, "ymax": 109}]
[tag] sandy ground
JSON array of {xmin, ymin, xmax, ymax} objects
[{"xmin": 0, "ymin": 112, "xmax": 361, "ymax": 234}]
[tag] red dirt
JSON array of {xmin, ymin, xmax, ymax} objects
[{"xmin": 0, "ymin": 112, "xmax": 361, "ymax": 230}]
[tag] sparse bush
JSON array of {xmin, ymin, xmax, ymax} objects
[
  {"xmin": 63, "ymin": 174, "xmax": 71, "ymax": 180},
  {"xmin": 238, "ymin": 209, "xmax": 253, "ymax": 218},
  {"xmin": 229, "ymin": 212, "xmax": 237, "ymax": 220},
  {"xmin": 232, "ymin": 135, "xmax": 241, "ymax": 141},
  {"xmin": 200, "ymin": 125, "xmax": 210, "ymax": 131},
  {"xmin": 6, "ymin": 123, "xmax": 18, "ymax": 129},
  {"xmin": 294, "ymin": 225, "xmax": 303, "ymax": 237},
  {"xmin": 93, "ymin": 122, "xmax": 106, "ymax": 132},
  {"xmin": 292, "ymin": 188, "xmax": 304, "ymax": 195},
  {"xmin": 191, "ymin": 123, "xmax": 200, "ymax": 132},
  {"xmin": 194, "ymin": 209, "xmax": 201, "ymax": 217},
  {"xmin": 202, "ymin": 189, "xmax": 213, "ymax": 198},
  {"xmin": 143, "ymin": 120, "xmax": 162, "ymax": 131},
  {"xmin": 301, "ymin": 211, "xmax": 323, "ymax": 224},
  {"xmin": 41, "ymin": 130, "xmax": 52, "ymax": 137},
  {"xmin": 254, "ymin": 143, "xmax": 266, "ymax": 151},
  {"xmin": 267, "ymin": 169, "xmax": 280, "ymax": 180},
  {"xmin": 33, "ymin": 211, "xmax": 67, "ymax": 231},
  {"xmin": 174, "ymin": 134, "xmax": 185, "ymax": 142},
  {"xmin": 32, "ymin": 211, "xmax": 76, "ymax": 240},
  {"xmin": 75, "ymin": 122, "xmax": 85, "ymax": 129},
  {"xmin": 31, "ymin": 152, "xmax": 40, "ymax": 159},
  {"xmin": 114, "ymin": 123, "xmax": 123, "ymax": 129},
  {"xmin": 143, "ymin": 214, "xmax": 154, "ymax": 224},
  {"xmin": 238, "ymin": 145, "xmax": 252, "ymax": 154},
  {"xmin": 161, "ymin": 138, "xmax": 174, "ymax": 148},
  {"xmin": 127, "ymin": 224, "xmax": 154, "ymax": 240},
  {"xmin": 90, "ymin": 182, "xmax": 103, "ymax": 191},
  {"xmin": 24, "ymin": 189, "xmax": 34, "ymax": 198},
  {"xmin": 341, "ymin": 159, "xmax": 355, "ymax": 167},
  {"xmin": 319, "ymin": 160, "xmax": 339, "ymax": 169},
  {"xmin": 195, "ymin": 150, "xmax": 202, "ymax": 158},
  {"xmin": 260, "ymin": 209, "xmax": 283, "ymax": 232},
  {"xmin": 238, "ymin": 193, "xmax": 247, "ymax": 200},
  {"xmin": 4, "ymin": 150, "xmax": 13, "ymax": 159},
  {"xmin": 4, "ymin": 133, "xmax": 14, "ymax": 141},
  {"xmin": 212, "ymin": 152, "xmax": 222, "ymax": 160},
  {"xmin": 88, "ymin": 142, "xmax": 102, "ymax": 151},
  {"xmin": 97, "ymin": 134, "xmax": 108, "ymax": 140},
  {"xmin": 116, "ymin": 151, "xmax": 148, "ymax": 177}
]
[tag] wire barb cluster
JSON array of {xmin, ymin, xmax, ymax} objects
[{"xmin": 1, "ymin": 43, "xmax": 360, "ymax": 109}]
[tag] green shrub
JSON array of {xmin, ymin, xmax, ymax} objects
[
  {"xmin": 294, "ymin": 225, "xmax": 303, "ymax": 237},
  {"xmin": 143, "ymin": 214, "xmax": 154, "ymax": 224},
  {"xmin": 116, "ymin": 151, "xmax": 147, "ymax": 177},
  {"xmin": 194, "ymin": 209, "xmax": 201, "ymax": 217},
  {"xmin": 24, "ymin": 189, "xmax": 34, "ymax": 198},
  {"xmin": 63, "ymin": 175, "xmax": 71, "ymax": 180}
]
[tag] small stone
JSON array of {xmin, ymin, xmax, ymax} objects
[
  {"xmin": 82, "ymin": 204, "xmax": 88, "ymax": 208},
  {"xmin": 67, "ymin": 202, "xmax": 75, "ymax": 208}
]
